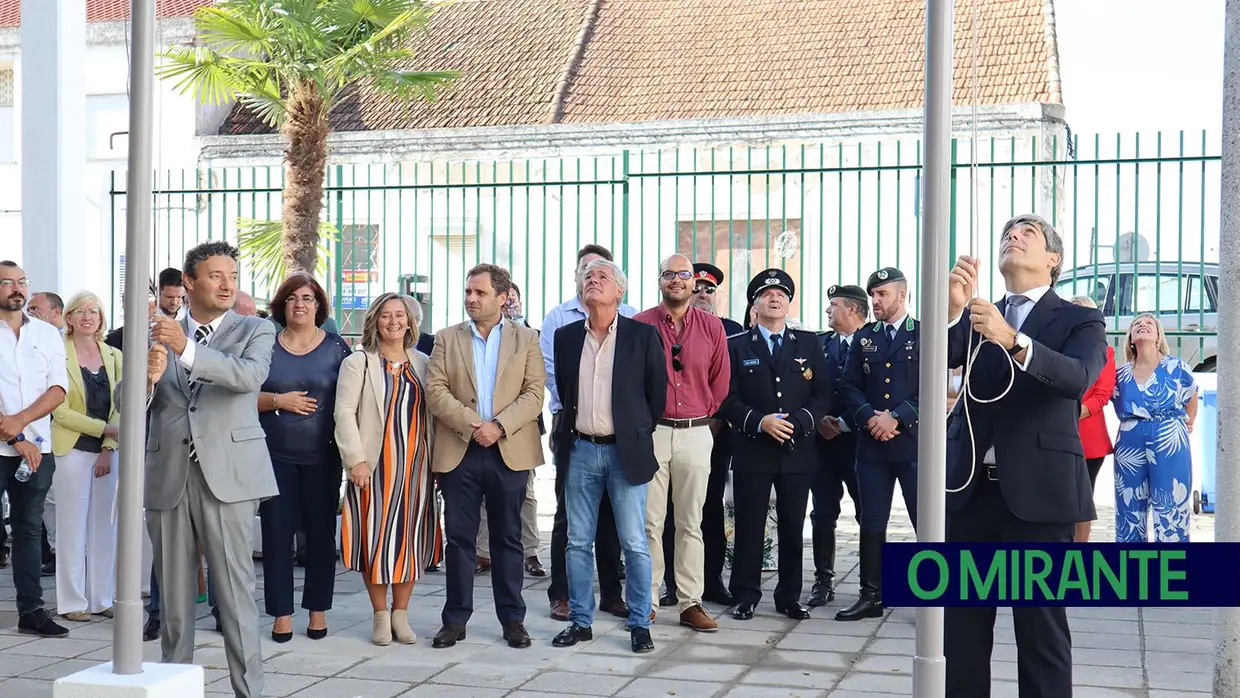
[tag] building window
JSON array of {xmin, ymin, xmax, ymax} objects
[{"xmin": 0, "ymin": 68, "xmax": 14, "ymax": 163}]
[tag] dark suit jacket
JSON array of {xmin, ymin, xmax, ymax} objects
[
  {"xmin": 105, "ymin": 326, "xmax": 125, "ymax": 351},
  {"xmin": 722, "ymin": 327, "xmax": 832, "ymax": 475},
  {"xmin": 552, "ymin": 315, "xmax": 667, "ymax": 485},
  {"xmin": 946, "ymin": 290, "xmax": 1107, "ymax": 525}
]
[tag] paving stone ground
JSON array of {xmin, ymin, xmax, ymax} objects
[{"xmin": 0, "ymin": 463, "xmax": 1221, "ymax": 697}]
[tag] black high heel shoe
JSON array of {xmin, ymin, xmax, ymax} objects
[
  {"xmin": 306, "ymin": 626, "xmax": 328, "ymax": 640},
  {"xmin": 271, "ymin": 629, "xmax": 293, "ymax": 643}
]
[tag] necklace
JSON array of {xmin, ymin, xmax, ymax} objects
[{"xmin": 280, "ymin": 328, "xmax": 323, "ymax": 355}]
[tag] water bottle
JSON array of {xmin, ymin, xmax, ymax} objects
[{"xmin": 14, "ymin": 437, "xmax": 43, "ymax": 483}]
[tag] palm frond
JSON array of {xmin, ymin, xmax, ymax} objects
[
  {"xmin": 370, "ymin": 68, "xmax": 458, "ymax": 103},
  {"xmin": 236, "ymin": 219, "xmax": 338, "ymax": 292},
  {"xmin": 194, "ymin": 7, "xmax": 275, "ymax": 56},
  {"xmin": 157, "ymin": 46, "xmax": 258, "ymax": 104}
]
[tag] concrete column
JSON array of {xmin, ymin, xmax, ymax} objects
[
  {"xmin": 1215, "ymin": 0, "xmax": 1240, "ymax": 695},
  {"xmin": 19, "ymin": 0, "xmax": 86, "ymax": 295}
]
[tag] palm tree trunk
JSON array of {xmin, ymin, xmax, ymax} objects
[{"xmin": 281, "ymin": 82, "xmax": 330, "ymax": 275}]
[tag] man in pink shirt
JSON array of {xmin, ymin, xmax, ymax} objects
[{"xmin": 634, "ymin": 254, "xmax": 730, "ymax": 632}]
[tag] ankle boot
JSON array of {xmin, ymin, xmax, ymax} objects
[
  {"xmin": 372, "ymin": 610, "xmax": 393, "ymax": 645},
  {"xmin": 807, "ymin": 526, "xmax": 837, "ymax": 607},
  {"xmin": 835, "ymin": 530, "xmax": 885, "ymax": 621}
]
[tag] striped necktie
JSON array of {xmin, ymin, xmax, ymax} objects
[{"xmin": 187, "ymin": 323, "xmax": 212, "ymax": 463}]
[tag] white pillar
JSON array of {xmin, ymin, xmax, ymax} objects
[
  {"xmin": 1214, "ymin": 0, "xmax": 1240, "ymax": 695},
  {"xmin": 19, "ymin": 0, "xmax": 86, "ymax": 296}
]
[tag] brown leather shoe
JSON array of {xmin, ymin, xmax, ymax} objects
[
  {"xmin": 475, "ymin": 557, "xmax": 491, "ymax": 575},
  {"xmin": 550, "ymin": 599, "xmax": 569, "ymax": 621},
  {"xmin": 679, "ymin": 604, "xmax": 719, "ymax": 633},
  {"xmin": 524, "ymin": 556, "xmax": 547, "ymax": 577},
  {"xmin": 599, "ymin": 596, "xmax": 629, "ymax": 618}
]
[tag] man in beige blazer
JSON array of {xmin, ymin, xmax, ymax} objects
[{"xmin": 425, "ymin": 263, "xmax": 546, "ymax": 651}]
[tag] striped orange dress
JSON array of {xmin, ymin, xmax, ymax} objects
[{"xmin": 341, "ymin": 358, "xmax": 439, "ymax": 584}]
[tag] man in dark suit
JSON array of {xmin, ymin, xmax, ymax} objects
[
  {"xmin": 723, "ymin": 268, "xmax": 831, "ymax": 621},
  {"xmin": 945, "ymin": 214, "xmax": 1106, "ymax": 698},
  {"xmin": 549, "ymin": 258, "xmax": 665, "ymax": 654},
  {"xmin": 836, "ymin": 266, "xmax": 921, "ymax": 621},
  {"xmin": 806, "ymin": 284, "xmax": 867, "ymax": 607}
]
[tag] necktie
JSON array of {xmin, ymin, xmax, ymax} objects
[
  {"xmin": 1004, "ymin": 295, "xmax": 1029, "ymax": 331},
  {"xmin": 770, "ymin": 333, "xmax": 782, "ymax": 363},
  {"xmin": 887, "ymin": 325, "xmax": 897, "ymax": 342},
  {"xmin": 187, "ymin": 323, "xmax": 212, "ymax": 463}
]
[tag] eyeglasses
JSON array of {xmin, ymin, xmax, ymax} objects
[
  {"xmin": 693, "ymin": 286, "xmax": 715, "ymax": 295},
  {"xmin": 286, "ymin": 295, "xmax": 318, "ymax": 306},
  {"xmin": 671, "ymin": 343, "xmax": 683, "ymax": 372},
  {"xmin": 0, "ymin": 278, "xmax": 29, "ymax": 289},
  {"xmin": 660, "ymin": 270, "xmax": 693, "ymax": 281}
]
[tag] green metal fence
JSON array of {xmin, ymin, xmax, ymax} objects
[{"xmin": 109, "ymin": 129, "xmax": 1221, "ymax": 368}]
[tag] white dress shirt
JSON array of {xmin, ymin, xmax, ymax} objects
[
  {"xmin": 177, "ymin": 312, "xmax": 227, "ymax": 371},
  {"xmin": 0, "ymin": 315, "xmax": 69, "ymax": 456}
]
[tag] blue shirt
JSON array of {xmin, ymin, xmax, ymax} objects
[
  {"xmin": 470, "ymin": 317, "xmax": 506, "ymax": 421},
  {"xmin": 259, "ymin": 332, "xmax": 353, "ymax": 463},
  {"xmin": 757, "ymin": 323, "xmax": 786, "ymax": 355}
]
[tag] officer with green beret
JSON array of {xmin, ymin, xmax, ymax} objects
[{"xmin": 836, "ymin": 267, "xmax": 920, "ymax": 621}]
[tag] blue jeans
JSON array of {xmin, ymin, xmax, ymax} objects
[{"xmin": 565, "ymin": 440, "xmax": 651, "ymax": 630}]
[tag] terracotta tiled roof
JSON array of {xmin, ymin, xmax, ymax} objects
[
  {"xmin": 0, "ymin": 0, "xmax": 212, "ymax": 28},
  {"xmin": 218, "ymin": 0, "xmax": 1061, "ymax": 134}
]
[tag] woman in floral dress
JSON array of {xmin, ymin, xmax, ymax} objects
[{"xmin": 1111, "ymin": 314, "xmax": 1199, "ymax": 542}]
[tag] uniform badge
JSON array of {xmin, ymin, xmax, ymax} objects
[
  {"xmin": 904, "ymin": 340, "xmax": 914, "ymax": 350},
  {"xmin": 863, "ymin": 362, "xmax": 871, "ymax": 375},
  {"xmin": 794, "ymin": 358, "xmax": 807, "ymax": 368},
  {"xmin": 802, "ymin": 368, "xmax": 814, "ymax": 380},
  {"xmin": 877, "ymin": 270, "xmax": 889, "ymax": 280}
]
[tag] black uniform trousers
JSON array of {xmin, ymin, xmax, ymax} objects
[
  {"xmin": 810, "ymin": 431, "xmax": 860, "ymax": 532},
  {"xmin": 661, "ymin": 427, "xmax": 731, "ymax": 593},
  {"xmin": 945, "ymin": 472, "xmax": 1074, "ymax": 698},
  {"xmin": 728, "ymin": 470, "xmax": 812, "ymax": 607},
  {"xmin": 549, "ymin": 413, "xmax": 623, "ymax": 602}
]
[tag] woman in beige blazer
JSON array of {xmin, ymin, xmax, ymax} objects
[
  {"xmin": 50, "ymin": 291, "xmax": 121, "ymax": 621},
  {"xmin": 335, "ymin": 293, "xmax": 440, "ymax": 646}
]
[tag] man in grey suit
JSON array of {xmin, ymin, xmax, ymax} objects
[{"xmin": 145, "ymin": 241, "xmax": 277, "ymax": 698}]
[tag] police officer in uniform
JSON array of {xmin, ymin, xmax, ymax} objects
[
  {"xmin": 806, "ymin": 284, "xmax": 867, "ymax": 607},
  {"xmin": 836, "ymin": 267, "xmax": 920, "ymax": 621},
  {"xmin": 722, "ymin": 268, "xmax": 832, "ymax": 621},
  {"xmin": 659, "ymin": 262, "xmax": 741, "ymax": 608}
]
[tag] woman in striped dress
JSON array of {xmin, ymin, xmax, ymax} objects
[{"xmin": 335, "ymin": 293, "xmax": 440, "ymax": 646}]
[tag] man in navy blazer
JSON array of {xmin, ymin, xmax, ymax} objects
[
  {"xmin": 549, "ymin": 258, "xmax": 666, "ymax": 655},
  {"xmin": 944, "ymin": 214, "xmax": 1107, "ymax": 698}
]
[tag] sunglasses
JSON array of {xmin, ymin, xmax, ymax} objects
[
  {"xmin": 672, "ymin": 343, "xmax": 683, "ymax": 372},
  {"xmin": 693, "ymin": 286, "xmax": 715, "ymax": 295}
]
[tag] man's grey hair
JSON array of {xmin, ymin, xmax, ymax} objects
[
  {"xmin": 399, "ymin": 294, "xmax": 424, "ymax": 328},
  {"xmin": 577, "ymin": 258, "xmax": 628, "ymax": 297},
  {"xmin": 1001, "ymin": 214, "xmax": 1064, "ymax": 284}
]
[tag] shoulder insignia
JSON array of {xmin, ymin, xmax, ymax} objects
[{"xmin": 906, "ymin": 316, "xmax": 915, "ymax": 332}]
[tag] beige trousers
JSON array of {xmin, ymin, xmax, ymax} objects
[
  {"xmin": 477, "ymin": 470, "xmax": 540, "ymax": 558},
  {"xmin": 646, "ymin": 424, "xmax": 714, "ymax": 613}
]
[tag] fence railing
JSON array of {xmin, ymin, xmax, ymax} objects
[{"xmin": 109, "ymin": 129, "xmax": 1222, "ymax": 369}]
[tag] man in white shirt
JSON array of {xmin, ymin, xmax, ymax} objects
[{"xmin": 0, "ymin": 261, "xmax": 70, "ymax": 638}]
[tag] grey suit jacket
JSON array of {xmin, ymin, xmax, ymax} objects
[{"xmin": 144, "ymin": 310, "xmax": 278, "ymax": 510}]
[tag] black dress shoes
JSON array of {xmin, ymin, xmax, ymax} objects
[
  {"xmin": 659, "ymin": 590, "xmax": 679, "ymax": 608},
  {"xmin": 703, "ymin": 583, "xmax": 734, "ymax": 606},
  {"xmin": 502, "ymin": 621, "xmax": 531, "ymax": 648},
  {"xmin": 432, "ymin": 623, "xmax": 467, "ymax": 648},
  {"xmin": 806, "ymin": 577, "xmax": 835, "ymax": 607},
  {"xmin": 630, "ymin": 627, "xmax": 654, "ymax": 653},
  {"xmin": 143, "ymin": 617, "xmax": 160, "ymax": 642},
  {"xmin": 552, "ymin": 624, "xmax": 593, "ymax": 647},
  {"xmin": 775, "ymin": 602, "xmax": 812, "ymax": 620},
  {"xmin": 732, "ymin": 601, "xmax": 757, "ymax": 620}
]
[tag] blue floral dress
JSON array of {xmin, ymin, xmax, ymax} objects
[{"xmin": 1111, "ymin": 355, "xmax": 1198, "ymax": 542}]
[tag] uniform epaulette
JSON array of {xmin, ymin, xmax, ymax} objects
[{"xmin": 726, "ymin": 330, "xmax": 749, "ymax": 340}]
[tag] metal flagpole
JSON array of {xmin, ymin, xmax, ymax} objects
[
  {"xmin": 113, "ymin": 0, "xmax": 156, "ymax": 675},
  {"xmin": 1214, "ymin": 0, "xmax": 1240, "ymax": 694},
  {"xmin": 913, "ymin": 0, "xmax": 952, "ymax": 696}
]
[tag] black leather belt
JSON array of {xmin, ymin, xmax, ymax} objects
[
  {"xmin": 658, "ymin": 417, "xmax": 713, "ymax": 429},
  {"xmin": 574, "ymin": 432, "xmax": 617, "ymax": 445}
]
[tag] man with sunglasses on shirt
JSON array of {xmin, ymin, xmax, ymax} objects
[{"xmin": 634, "ymin": 254, "xmax": 730, "ymax": 632}]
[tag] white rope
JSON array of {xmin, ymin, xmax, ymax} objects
[{"xmin": 946, "ymin": 0, "xmax": 1019, "ymax": 495}]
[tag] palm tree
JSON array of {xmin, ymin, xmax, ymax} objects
[{"xmin": 158, "ymin": 0, "xmax": 456, "ymax": 284}]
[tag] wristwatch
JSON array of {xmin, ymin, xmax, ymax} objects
[
  {"xmin": 1008, "ymin": 332, "xmax": 1031, "ymax": 355},
  {"xmin": 6, "ymin": 433, "xmax": 25, "ymax": 446},
  {"xmin": 493, "ymin": 420, "xmax": 507, "ymax": 438}
]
